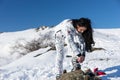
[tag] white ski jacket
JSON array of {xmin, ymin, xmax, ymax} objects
[{"xmin": 54, "ymin": 19, "xmax": 86, "ymax": 57}]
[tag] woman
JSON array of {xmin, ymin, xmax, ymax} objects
[{"xmin": 54, "ymin": 18, "xmax": 94, "ymax": 78}]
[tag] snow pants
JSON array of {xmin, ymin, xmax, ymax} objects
[
  {"xmin": 55, "ymin": 30, "xmax": 81, "ymax": 75},
  {"xmin": 55, "ymin": 30, "xmax": 65, "ymax": 75}
]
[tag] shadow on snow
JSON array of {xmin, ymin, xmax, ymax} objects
[{"xmin": 102, "ymin": 65, "xmax": 120, "ymax": 80}]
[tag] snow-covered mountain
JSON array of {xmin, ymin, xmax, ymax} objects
[
  {"xmin": 0, "ymin": 26, "xmax": 55, "ymax": 66},
  {"xmin": 0, "ymin": 26, "xmax": 120, "ymax": 80}
]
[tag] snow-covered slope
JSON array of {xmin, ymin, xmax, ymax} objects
[
  {"xmin": 0, "ymin": 26, "xmax": 54, "ymax": 66},
  {"xmin": 0, "ymin": 27, "xmax": 120, "ymax": 80},
  {"xmin": 0, "ymin": 29, "xmax": 39, "ymax": 65}
]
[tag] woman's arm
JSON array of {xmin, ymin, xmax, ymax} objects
[
  {"xmin": 77, "ymin": 33, "xmax": 86, "ymax": 57},
  {"xmin": 65, "ymin": 25, "xmax": 80, "ymax": 56}
]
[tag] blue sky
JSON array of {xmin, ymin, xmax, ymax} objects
[{"xmin": 0, "ymin": 0, "xmax": 120, "ymax": 32}]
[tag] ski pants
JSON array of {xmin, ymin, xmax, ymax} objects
[
  {"xmin": 55, "ymin": 30, "xmax": 80, "ymax": 75},
  {"xmin": 55, "ymin": 30, "xmax": 65, "ymax": 75}
]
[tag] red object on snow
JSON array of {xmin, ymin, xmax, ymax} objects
[
  {"xmin": 94, "ymin": 68, "xmax": 98, "ymax": 73},
  {"xmin": 94, "ymin": 68, "xmax": 106, "ymax": 76},
  {"xmin": 97, "ymin": 71, "xmax": 106, "ymax": 75}
]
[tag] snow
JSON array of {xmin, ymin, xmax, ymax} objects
[{"xmin": 0, "ymin": 27, "xmax": 120, "ymax": 80}]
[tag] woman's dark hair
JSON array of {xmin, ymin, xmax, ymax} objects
[{"xmin": 72, "ymin": 18, "xmax": 95, "ymax": 52}]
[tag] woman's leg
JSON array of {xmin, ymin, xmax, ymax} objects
[{"xmin": 55, "ymin": 31, "xmax": 65, "ymax": 76}]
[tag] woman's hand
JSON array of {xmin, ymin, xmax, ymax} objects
[{"xmin": 77, "ymin": 56, "xmax": 85, "ymax": 63}]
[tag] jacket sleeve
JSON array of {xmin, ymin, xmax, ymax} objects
[
  {"xmin": 81, "ymin": 40, "xmax": 86, "ymax": 56},
  {"xmin": 65, "ymin": 25, "xmax": 80, "ymax": 56},
  {"xmin": 76, "ymin": 33, "xmax": 86, "ymax": 57},
  {"xmin": 80, "ymin": 42, "xmax": 86, "ymax": 56}
]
